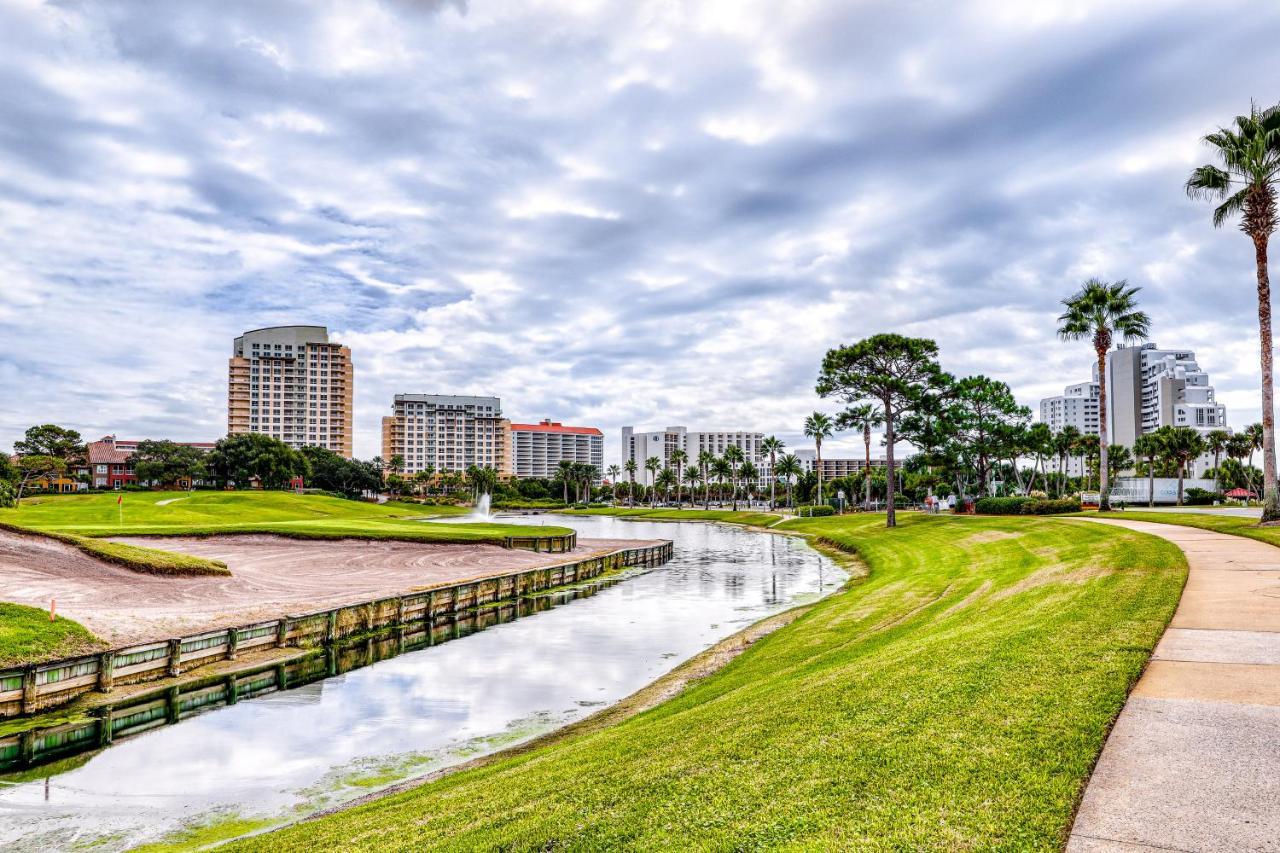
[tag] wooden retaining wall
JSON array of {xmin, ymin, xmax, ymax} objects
[{"xmin": 0, "ymin": 540, "xmax": 671, "ymax": 720}]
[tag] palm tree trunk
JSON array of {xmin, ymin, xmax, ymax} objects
[
  {"xmin": 1096, "ymin": 347, "xmax": 1111, "ymax": 511},
  {"xmin": 1256, "ymin": 234, "xmax": 1280, "ymax": 522},
  {"xmin": 863, "ymin": 427, "xmax": 872, "ymax": 510},
  {"xmin": 816, "ymin": 439, "xmax": 824, "ymax": 507},
  {"xmin": 1177, "ymin": 461, "xmax": 1185, "ymax": 506},
  {"xmin": 1147, "ymin": 456, "xmax": 1154, "ymax": 508},
  {"xmin": 769, "ymin": 451, "xmax": 776, "ymax": 510}
]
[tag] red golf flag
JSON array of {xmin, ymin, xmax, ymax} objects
[{"xmin": 117, "ymin": 494, "xmax": 123, "ymax": 506}]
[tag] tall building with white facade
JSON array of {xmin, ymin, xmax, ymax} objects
[
  {"xmin": 621, "ymin": 426, "xmax": 765, "ymax": 485},
  {"xmin": 793, "ymin": 449, "xmax": 887, "ymax": 480},
  {"xmin": 509, "ymin": 420, "xmax": 604, "ymax": 480},
  {"xmin": 228, "ymin": 325, "xmax": 354, "ymax": 457},
  {"xmin": 1040, "ymin": 342, "xmax": 1227, "ymax": 476},
  {"xmin": 381, "ymin": 394, "xmax": 509, "ymax": 477}
]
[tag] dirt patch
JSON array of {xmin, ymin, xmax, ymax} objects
[
  {"xmin": 989, "ymin": 562, "xmax": 1115, "ymax": 603},
  {"xmin": 963, "ymin": 530, "xmax": 1022, "ymax": 545},
  {"xmin": 0, "ymin": 531, "xmax": 661, "ymax": 646}
]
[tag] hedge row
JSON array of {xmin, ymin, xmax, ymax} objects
[
  {"xmin": 795, "ymin": 505, "xmax": 836, "ymax": 517},
  {"xmin": 973, "ymin": 497, "xmax": 1081, "ymax": 516}
]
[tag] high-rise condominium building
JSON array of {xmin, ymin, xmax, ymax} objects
[
  {"xmin": 228, "ymin": 325, "xmax": 353, "ymax": 457},
  {"xmin": 793, "ymin": 449, "xmax": 887, "ymax": 480},
  {"xmin": 381, "ymin": 394, "xmax": 510, "ymax": 477},
  {"xmin": 621, "ymin": 426, "xmax": 765, "ymax": 484},
  {"xmin": 509, "ymin": 420, "xmax": 604, "ymax": 480},
  {"xmin": 1039, "ymin": 342, "xmax": 1227, "ymax": 476}
]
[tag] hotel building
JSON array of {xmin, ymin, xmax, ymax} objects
[
  {"xmin": 509, "ymin": 419, "xmax": 604, "ymax": 480},
  {"xmin": 228, "ymin": 325, "xmax": 354, "ymax": 457},
  {"xmin": 621, "ymin": 426, "xmax": 765, "ymax": 485},
  {"xmin": 793, "ymin": 449, "xmax": 887, "ymax": 481},
  {"xmin": 381, "ymin": 394, "xmax": 510, "ymax": 477}
]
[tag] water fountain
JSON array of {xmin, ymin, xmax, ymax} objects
[{"xmin": 468, "ymin": 492, "xmax": 494, "ymax": 521}]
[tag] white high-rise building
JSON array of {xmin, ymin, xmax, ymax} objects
[
  {"xmin": 621, "ymin": 426, "xmax": 764, "ymax": 485},
  {"xmin": 382, "ymin": 394, "xmax": 509, "ymax": 477},
  {"xmin": 228, "ymin": 325, "xmax": 354, "ymax": 457},
  {"xmin": 509, "ymin": 420, "xmax": 604, "ymax": 480}
]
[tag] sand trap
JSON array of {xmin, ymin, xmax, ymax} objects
[
  {"xmin": 154, "ymin": 496, "xmax": 190, "ymax": 506},
  {"xmin": 0, "ymin": 530, "xmax": 657, "ymax": 645}
]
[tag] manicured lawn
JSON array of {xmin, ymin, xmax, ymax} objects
[
  {"xmin": 1077, "ymin": 509, "xmax": 1280, "ymax": 548},
  {"xmin": 562, "ymin": 507, "xmax": 783, "ymax": 526},
  {"xmin": 0, "ymin": 603, "xmax": 104, "ymax": 668},
  {"xmin": 230, "ymin": 513, "xmax": 1185, "ymax": 851},
  {"xmin": 0, "ymin": 492, "xmax": 569, "ymax": 545}
]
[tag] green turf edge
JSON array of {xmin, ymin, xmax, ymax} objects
[{"xmin": 0, "ymin": 602, "xmax": 106, "ymax": 669}]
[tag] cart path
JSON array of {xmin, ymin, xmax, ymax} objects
[{"xmin": 1068, "ymin": 518, "xmax": 1280, "ymax": 853}]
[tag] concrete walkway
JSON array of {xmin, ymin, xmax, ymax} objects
[{"xmin": 1068, "ymin": 518, "xmax": 1280, "ymax": 852}]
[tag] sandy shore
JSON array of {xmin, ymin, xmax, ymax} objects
[{"xmin": 0, "ymin": 530, "xmax": 657, "ymax": 645}]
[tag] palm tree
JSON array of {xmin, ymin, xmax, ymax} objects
[
  {"xmin": 1057, "ymin": 279, "xmax": 1151, "ymax": 511},
  {"xmin": 1106, "ymin": 444, "xmax": 1134, "ymax": 481},
  {"xmin": 1205, "ymin": 429, "xmax": 1230, "ymax": 492},
  {"xmin": 656, "ymin": 467, "xmax": 676, "ymax": 504},
  {"xmin": 738, "ymin": 460, "xmax": 759, "ymax": 505},
  {"xmin": 804, "ymin": 412, "xmax": 835, "ymax": 506},
  {"xmin": 669, "ymin": 449, "xmax": 688, "ymax": 508},
  {"xmin": 683, "ymin": 465, "xmax": 702, "ymax": 503},
  {"xmin": 774, "ymin": 454, "xmax": 801, "ymax": 510},
  {"xmin": 1133, "ymin": 431, "xmax": 1163, "ymax": 508},
  {"xmin": 723, "ymin": 445, "xmax": 745, "ymax": 511},
  {"xmin": 710, "ymin": 457, "xmax": 732, "ymax": 506},
  {"xmin": 1246, "ymin": 422, "xmax": 1264, "ymax": 499},
  {"xmin": 1026, "ymin": 422, "xmax": 1053, "ymax": 495},
  {"xmin": 697, "ymin": 450, "xmax": 715, "ymax": 509},
  {"xmin": 1162, "ymin": 427, "xmax": 1206, "ymax": 507},
  {"xmin": 1054, "ymin": 425, "xmax": 1082, "ymax": 497},
  {"xmin": 838, "ymin": 404, "xmax": 883, "ymax": 509},
  {"xmin": 760, "ymin": 436, "xmax": 785, "ymax": 510},
  {"xmin": 606, "ymin": 464, "xmax": 621, "ymax": 504},
  {"xmin": 1187, "ymin": 103, "xmax": 1280, "ymax": 521},
  {"xmin": 557, "ymin": 459, "xmax": 575, "ymax": 504},
  {"xmin": 624, "ymin": 458, "xmax": 638, "ymax": 507},
  {"xmin": 644, "ymin": 456, "xmax": 661, "ymax": 508},
  {"xmin": 1077, "ymin": 433, "xmax": 1101, "ymax": 492}
]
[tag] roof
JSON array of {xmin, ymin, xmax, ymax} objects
[
  {"xmin": 509, "ymin": 421, "xmax": 603, "ymax": 436},
  {"xmin": 86, "ymin": 440, "xmax": 132, "ymax": 464}
]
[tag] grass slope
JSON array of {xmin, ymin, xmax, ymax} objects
[
  {"xmin": 562, "ymin": 507, "xmax": 782, "ymax": 526},
  {"xmin": 230, "ymin": 513, "xmax": 1185, "ymax": 851},
  {"xmin": 1078, "ymin": 509, "xmax": 1280, "ymax": 547},
  {"xmin": 0, "ymin": 492, "xmax": 570, "ymax": 544},
  {"xmin": 0, "ymin": 603, "xmax": 104, "ymax": 668}
]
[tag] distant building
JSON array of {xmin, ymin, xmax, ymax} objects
[
  {"xmin": 60, "ymin": 436, "xmax": 215, "ymax": 490},
  {"xmin": 382, "ymin": 394, "xmax": 510, "ymax": 477},
  {"xmin": 621, "ymin": 426, "xmax": 764, "ymax": 485},
  {"xmin": 1040, "ymin": 342, "xmax": 1227, "ymax": 477},
  {"xmin": 793, "ymin": 449, "xmax": 887, "ymax": 481},
  {"xmin": 509, "ymin": 419, "xmax": 603, "ymax": 480},
  {"xmin": 228, "ymin": 325, "xmax": 354, "ymax": 458}
]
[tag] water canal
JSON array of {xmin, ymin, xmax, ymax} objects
[{"xmin": 0, "ymin": 516, "xmax": 845, "ymax": 851}]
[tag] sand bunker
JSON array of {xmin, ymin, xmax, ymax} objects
[{"xmin": 0, "ymin": 530, "xmax": 656, "ymax": 645}]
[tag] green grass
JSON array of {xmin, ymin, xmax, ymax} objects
[
  {"xmin": 0, "ymin": 602, "xmax": 104, "ymax": 668},
  {"xmin": 0, "ymin": 491, "xmax": 570, "ymax": 545},
  {"xmin": 1077, "ymin": 509, "xmax": 1280, "ymax": 547},
  {"xmin": 561, "ymin": 506, "xmax": 783, "ymax": 526},
  {"xmin": 229, "ymin": 513, "xmax": 1186, "ymax": 851}
]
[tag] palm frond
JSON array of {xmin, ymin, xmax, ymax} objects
[
  {"xmin": 1185, "ymin": 164, "xmax": 1231, "ymax": 199},
  {"xmin": 1212, "ymin": 187, "xmax": 1249, "ymax": 228}
]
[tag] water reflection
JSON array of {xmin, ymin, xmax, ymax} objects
[{"xmin": 0, "ymin": 515, "xmax": 842, "ymax": 852}]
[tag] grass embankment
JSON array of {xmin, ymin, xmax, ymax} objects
[
  {"xmin": 0, "ymin": 521, "xmax": 230, "ymax": 577},
  {"xmin": 231, "ymin": 513, "xmax": 1185, "ymax": 851},
  {"xmin": 562, "ymin": 506, "xmax": 782, "ymax": 526},
  {"xmin": 0, "ymin": 492, "xmax": 571, "ymax": 545},
  {"xmin": 0, "ymin": 603, "xmax": 104, "ymax": 668}
]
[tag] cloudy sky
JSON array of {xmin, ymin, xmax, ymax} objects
[{"xmin": 2, "ymin": 0, "xmax": 1278, "ymax": 463}]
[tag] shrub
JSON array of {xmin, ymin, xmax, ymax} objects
[
  {"xmin": 974, "ymin": 497, "xmax": 1027, "ymax": 515},
  {"xmin": 1183, "ymin": 488, "xmax": 1223, "ymax": 506},
  {"xmin": 975, "ymin": 496, "xmax": 1080, "ymax": 516},
  {"xmin": 1020, "ymin": 498, "xmax": 1081, "ymax": 515},
  {"xmin": 796, "ymin": 505, "xmax": 835, "ymax": 517}
]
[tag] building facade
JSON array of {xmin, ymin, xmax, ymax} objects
[
  {"xmin": 1040, "ymin": 342, "xmax": 1227, "ymax": 477},
  {"xmin": 381, "ymin": 394, "xmax": 510, "ymax": 477},
  {"xmin": 792, "ymin": 449, "xmax": 888, "ymax": 481},
  {"xmin": 509, "ymin": 420, "xmax": 603, "ymax": 480},
  {"xmin": 228, "ymin": 325, "xmax": 354, "ymax": 457},
  {"xmin": 621, "ymin": 426, "xmax": 765, "ymax": 484},
  {"xmin": 74, "ymin": 436, "xmax": 216, "ymax": 489}
]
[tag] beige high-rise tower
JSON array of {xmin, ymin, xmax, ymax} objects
[{"xmin": 228, "ymin": 325, "xmax": 354, "ymax": 457}]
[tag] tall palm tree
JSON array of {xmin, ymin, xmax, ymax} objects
[
  {"xmin": 1057, "ymin": 280, "xmax": 1150, "ymax": 510},
  {"xmin": 1246, "ymin": 422, "xmax": 1264, "ymax": 499},
  {"xmin": 557, "ymin": 459, "xmax": 575, "ymax": 504},
  {"xmin": 838, "ymin": 404, "xmax": 883, "ymax": 509},
  {"xmin": 775, "ymin": 454, "xmax": 801, "ymax": 510},
  {"xmin": 723, "ymin": 445, "xmax": 745, "ymax": 511},
  {"xmin": 738, "ymin": 460, "xmax": 759, "ymax": 505},
  {"xmin": 1133, "ymin": 431, "xmax": 1163, "ymax": 508},
  {"xmin": 1077, "ymin": 434, "xmax": 1101, "ymax": 492},
  {"xmin": 669, "ymin": 449, "xmax": 688, "ymax": 508},
  {"xmin": 656, "ymin": 467, "xmax": 676, "ymax": 504},
  {"xmin": 1054, "ymin": 425, "xmax": 1082, "ymax": 497},
  {"xmin": 1205, "ymin": 429, "xmax": 1231, "ymax": 492},
  {"xmin": 624, "ymin": 458, "xmax": 637, "ymax": 507},
  {"xmin": 710, "ymin": 457, "xmax": 732, "ymax": 506},
  {"xmin": 1187, "ymin": 103, "xmax": 1280, "ymax": 521},
  {"xmin": 683, "ymin": 465, "xmax": 702, "ymax": 503},
  {"xmin": 804, "ymin": 412, "xmax": 835, "ymax": 506},
  {"xmin": 1162, "ymin": 427, "xmax": 1207, "ymax": 507},
  {"xmin": 1026, "ymin": 422, "xmax": 1053, "ymax": 495},
  {"xmin": 606, "ymin": 464, "xmax": 621, "ymax": 504},
  {"xmin": 760, "ymin": 436, "xmax": 785, "ymax": 510},
  {"xmin": 697, "ymin": 450, "xmax": 715, "ymax": 509},
  {"xmin": 644, "ymin": 456, "xmax": 661, "ymax": 508}
]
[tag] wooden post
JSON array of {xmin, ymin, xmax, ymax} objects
[
  {"xmin": 18, "ymin": 729, "xmax": 34, "ymax": 765},
  {"xmin": 167, "ymin": 639, "xmax": 182, "ymax": 677},
  {"xmin": 326, "ymin": 610, "xmax": 338, "ymax": 644},
  {"xmin": 165, "ymin": 686, "xmax": 180, "ymax": 724},
  {"xmin": 97, "ymin": 706, "xmax": 113, "ymax": 746},
  {"xmin": 276, "ymin": 663, "xmax": 287, "ymax": 691},
  {"xmin": 396, "ymin": 596, "xmax": 406, "ymax": 626},
  {"xmin": 453, "ymin": 585, "xmax": 463, "ymax": 614},
  {"xmin": 226, "ymin": 628, "xmax": 239, "ymax": 661},
  {"xmin": 97, "ymin": 652, "xmax": 114, "ymax": 693},
  {"xmin": 20, "ymin": 667, "xmax": 37, "ymax": 715},
  {"xmin": 226, "ymin": 674, "xmax": 238, "ymax": 705},
  {"xmin": 427, "ymin": 590, "xmax": 436, "ymax": 620},
  {"xmin": 276, "ymin": 617, "xmax": 289, "ymax": 648}
]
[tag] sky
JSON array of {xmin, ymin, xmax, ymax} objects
[{"xmin": 2, "ymin": 0, "xmax": 1279, "ymax": 464}]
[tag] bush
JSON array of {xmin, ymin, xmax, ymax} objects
[
  {"xmin": 974, "ymin": 497, "xmax": 1080, "ymax": 516},
  {"xmin": 796, "ymin": 505, "xmax": 835, "ymax": 517},
  {"xmin": 1183, "ymin": 488, "xmax": 1223, "ymax": 506},
  {"xmin": 974, "ymin": 497, "xmax": 1027, "ymax": 515},
  {"xmin": 1020, "ymin": 498, "xmax": 1081, "ymax": 515}
]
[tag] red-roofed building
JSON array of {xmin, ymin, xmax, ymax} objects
[
  {"xmin": 74, "ymin": 436, "xmax": 216, "ymax": 489},
  {"xmin": 508, "ymin": 419, "xmax": 604, "ymax": 480}
]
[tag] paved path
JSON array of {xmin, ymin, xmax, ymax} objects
[
  {"xmin": 1132, "ymin": 505, "xmax": 1262, "ymax": 519},
  {"xmin": 1068, "ymin": 518, "xmax": 1280, "ymax": 852}
]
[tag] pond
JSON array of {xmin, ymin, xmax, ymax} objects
[{"xmin": 0, "ymin": 515, "xmax": 844, "ymax": 851}]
